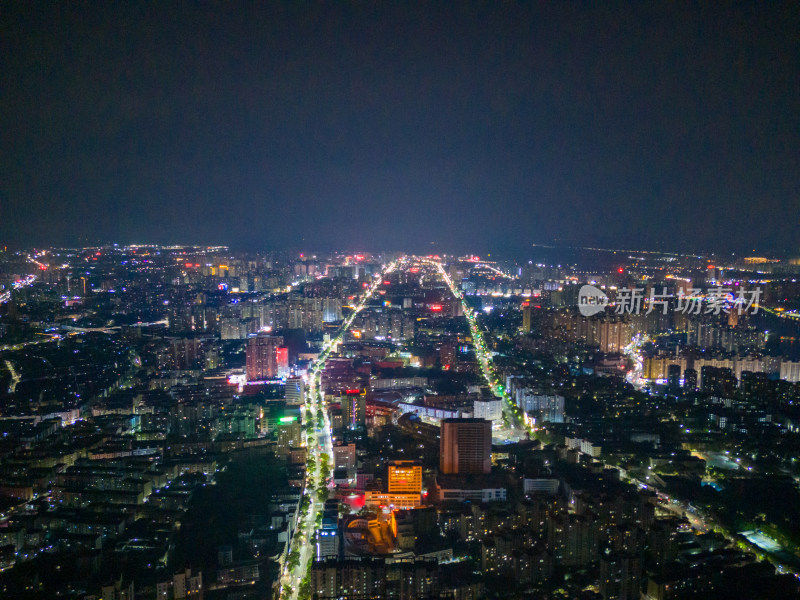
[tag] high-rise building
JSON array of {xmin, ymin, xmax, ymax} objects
[
  {"xmin": 245, "ymin": 333, "xmax": 287, "ymax": 380},
  {"xmin": 322, "ymin": 298, "xmax": 343, "ymax": 323},
  {"xmin": 284, "ymin": 377, "xmax": 305, "ymax": 405},
  {"xmin": 515, "ymin": 392, "xmax": 565, "ymax": 424},
  {"xmin": 522, "ymin": 303, "xmax": 532, "ymax": 333},
  {"xmin": 388, "ymin": 460, "xmax": 422, "ymax": 494},
  {"xmin": 473, "ymin": 398, "xmax": 503, "ymax": 423},
  {"xmin": 667, "ymin": 364, "xmax": 681, "ymax": 392},
  {"xmin": 275, "ymin": 347, "xmax": 289, "ymax": 378},
  {"xmin": 316, "ymin": 499, "xmax": 340, "ymax": 561},
  {"xmin": 439, "ymin": 343, "xmax": 457, "ymax": 369},
  {"xmin": 599, "ymin": 553, "xmax": 642, "ymax": 600},
  {"xmin": 546, "ymin": 513, "xmax": 601, "ymax": 566},
  {"xmin": 342, "ymin": 392, "xmax": 366, "ymax": 429},
  {"xmin": 277, "ymin": 419, "xmax": 302, "ymax": 453},
  {"xmin": 156, "ymin": 568, "xmax": 203, "ymax": 600},
  {"xmin": 311, "ymin": 556, "xmax": 439, "ymax": 599},
  {"xmin": 780, "ymin": 360, "xmax": 800, "ymax": 383},
  {"xmin": 166, "ymin": 337, "xmax": 205, "ymax": 370},
  {"xmin": 544, "ymin": 311, "xmax": 633, "ymax": 353},
  {"xmin": 683, "ymin": 368, "xmax": 697, "ymax": 392},
  {"xmin": 333, "ymin": 442, "xmax": 357, "ymax": 470},
  {"xmin": 700, "ymin": 366, "xmax": 736, "ymax": 396},
  {"xmin": 440, "ymin": 418, "xmax": 492, "ymax": 475}
]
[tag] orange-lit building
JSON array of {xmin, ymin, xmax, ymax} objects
[
  {"xmin": 363, "ymin": 490, "xmax": 421, "ymax": 510},
  {"xmin": 388, "ymin": 461, "xmax": 422, "ymax": 494}
]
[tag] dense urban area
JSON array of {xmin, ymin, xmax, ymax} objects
[{"xmin": 0, "ymin": 246, "xmax": 799, "ymax": 599}]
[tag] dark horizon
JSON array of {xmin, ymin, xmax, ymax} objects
[
  {"xmin": 4, "ymin": 240, "xmax": 794, "ymax": 266},
  {"xmin": 2, "ymin": 3, "xmax": 798, "ymax": 254}
]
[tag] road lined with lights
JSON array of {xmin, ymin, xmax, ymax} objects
[
  {"xmin": 471, "ymin": 262, "xmax": 517, "ymax": 280},
  {"xmin": 0, "ymin": 273, "xmax": 37, "ymax": 304},
  {"xmin": 623, "ymin": 334, "xmax": 647, "ymax": 390},
  {"xmin": 423, "ymin": 258, "xmax": 529, "ymax": 440},
  {"xmin": 278, "ymin": 260, "xmax": 398, "ymax": 600},
  {"xmin": 0, "ymin": 254, "xmax": 48, "ymax": 304}
]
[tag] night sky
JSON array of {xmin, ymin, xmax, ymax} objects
[{"xmin": 1, "ymin": 3, "xmax": 798, "ymax": 254}]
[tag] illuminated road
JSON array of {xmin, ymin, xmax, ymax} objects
[
  {"xmin": 423, "ymin": 258, "xmax": 529, "ymax": 441},
  {"xmin": 471, "ymin": 262, "xmax": 517, "ymax": 280},
  {"xmin": 278, "ymin": 260, "xmax": 398, "ymax": 600},
  {"xmin": 623, "ymin": 334, "xmax": 647, "ymax": 390},
  {"xmin": 4, "ymin": 359, "xmax": 20, "ymax": 393},
  {"xmin": 0, "ymin": 273, "xmax": 37, "ymax": 304},
  {"xmin": 0, "ymin": 253, "xmax": 47, "ymax": 304},
  {"xmin": 0, "ymin": 266, "xmax": 52, "ymax": 353},
  {"xmin": 759, "ymin": 305, "xmax": 800, "ymax": 322},
  {"xmin": 0, "ymin": 333, "xmax": 63, "ymax": 354}
]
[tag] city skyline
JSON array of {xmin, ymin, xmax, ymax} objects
[{"xmin": 2, "ymin": 247, "xmax": 800, "ymax": 598}]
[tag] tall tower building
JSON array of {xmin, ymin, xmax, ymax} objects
[
  {"xmin": 342, "ymin": 391, "xmax": 366, "ymax": 429},
  {"xmin": 522, "ymin": 302, "xmax": 532, "ymax": 333},
  {"xmin": 245, "ymin": 333, "xmax": 287, "ymax": 380},
  {"xmin": 440, "ymin": 418, "xmax": 492, "ymax": 475}
]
